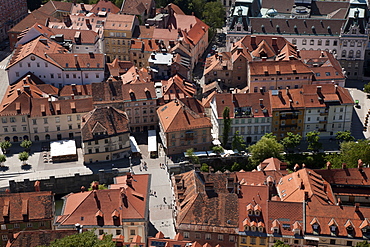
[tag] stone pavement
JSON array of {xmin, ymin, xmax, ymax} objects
[
  {"xmin": 348, "ymin": 88, "xmax": 369, "ymax": 139},
  {"xmin": 131, "ymin": 143, "xmax": 176, "ymax": 239}
]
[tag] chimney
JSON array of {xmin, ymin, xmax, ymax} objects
[
  {"xmin": 151, "ymin": 54, "xmax": 156, "ymax": 60},
  {"xmin": 81, "ymin": 3, "xmax": 85, "ymax": 10},
  {"xmin": 17, "ymin": 88, "xmax": 21, "ymax": 95},
  {"xmin": 316, "ymin": 86, "xmax": 322, "ymax": 94},
  {"xmin": 272, "ymin": 37, "xmax": 277, "ymax": 46},
  {"xmin": 321, "ymin": 51, "xmax": 325, "ymax": 58},
  {"xmin": 251, "ymin": 36, "xmax": 256, "ymax": 45},
  {"xmin": 297, "ymin": 50, "xmax": 300, "ymax": 58},
  {"xmin": 23, "ymin": 85, "xmax": 30, "ymax": 93},
  {"xmin": 358, "ymin": 159, "xmax": 363, "ymax": 170},
  {"xmin": 262, "ymin": 57, "xmax": 267, "ymax": 61},
  {"xmin": 294, "ymin": 163, "xmax": 300, "ymax": 171},
  {"xmin": 86, "ymin": 19, "xmax": 91, "ymax": 29},
  {"xmin": 145, "ymin": 23, "xmax": 149, "ymax": 29},
  {"xmin": 237, "ymin": 47, "xmax": 243, "ymax": 54},
  {"xmin": 127, "ymin": 172, "xmax": 133, "ymax": 179},
  {"xmin": 81, "ymin": 186, "xmax": 85, "ymax": 192},
  {"xmin": 304, "ymin": 191, "xmax": 309, "ymax": 201},
  {"xmin": 91, "ymin": 181, "xmax": 99, "ymax": 190},
  {"xmin": 205, "ymin": 182, "xmax": 214, "ymax": 191},
  {"xmin": 259, "ymin": 98, "xmax": 263, "ymax": 105},
  {"xmin": 190, "ymin": 24, "xmax": 193, "ymax": 29},
  {"xmin": 336, "ymin": 197, "xmax": 342, "ymax": 206},
  {"xmin": 34, "ymin": 181, "xmax": 40, "ymax": 192},
  {"xmin": 74, "ymin": 55, "xmax": 79, "ymax": 67},
  {"xmin": 286, "ymin": 86, "xmax": 290, "ymax": 95},
  {"xmin": 342, "ymin": 163, "xmax": 347, "ymax": 169},
  {"xmin": 326, "ymin": 161, "xmax": 331, "ymax": 170},
  {"xmin": 355, "ymin": 203, "xmax": 360, "ymax": 212},
  {"xmin": 126, "ymin": 178, "xmax": 132, "ymax": 187}
]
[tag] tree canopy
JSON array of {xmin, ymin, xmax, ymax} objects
[
  {"xmin": 186, "ymin": 148, "xmax": 200, "ymax": 164},
  {"xmin": 326, "ymin": 140, "xmax": 370, "ymax": 168},
  {"xmin": 281, "ymin": 132, "xmax": 302, "ymax": 151},
  {"xmin": 20, "ymin": 140, "xmax": 32, "ymax": 150},
  {"xmin": 306, "ymin": 131, "xmax": 322, "ymax": 152},
  {"xmin": 248, "ymin": 133, "xmax": 284, "ymax": 166},
  {"xmin": 0, "ymin": 141, "xmax": 11, "ymax": 152},
  {"xmin": 273, "ymin": 240, "xmax": 290, "ymax": 247},
  {"xmin": 212, "ymin": 145, "xmax": 224, "ymax": 155},
  {"xmin": 222, "ymin": 107, "xmax": 231, "ymax": 147},
  {"xmin": 336, "ymin": 130, "xmax": 355, "ymax": 143},
  {"xmin": 355, "ymin": 241, "xmax": 370, "ymax": 247},
  {"xmin": 364, "ymin": 82, "xmax": 370, "ymax": 94},
  {"xmin": 232, "ymin": 131, "xmax": 246, "ymax": 152},
  {"xmin": 39, "ymin": 230, "xmax": 115, "ymax": 247},
  {"xmin": 18, "ymin": 151, "xmax": 29, "ymax": 164}
]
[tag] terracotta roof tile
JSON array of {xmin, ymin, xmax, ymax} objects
[
  {"xmin": 58, "ymin": 173, "xmax": 150, "ymax": 228},
  {"xmin": 104, "ymin": 14, "xmax": 136, "ymax": 31},
  {"xmin": 90, "ymin": 0, "xmax": 120, "ymax": 14},
  {"xmin": 0, "ymin": 191, "xmax": 53, "ymax": 224},
  {"xmin": 81, "ymin": 106, "xmax": 129, "ymax": 141},
  {"xmin": 157, "ymin": 98, "xmax": 211, "ymax": 133},
  {"xmin": 121, "ymin": 0, "xmax": 154, "ymax": 15},
  {"xmin": 7, "ymin": 230, "xmax": 79, "ymax": 247}
]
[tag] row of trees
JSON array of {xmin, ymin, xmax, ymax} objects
[{"xmin": 0, "ymin": 140, "xmax": 32, "ymax": 166}]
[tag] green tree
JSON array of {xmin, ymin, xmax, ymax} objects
[
  {"xmin": 200, "ymin": 163, "xmax": 209, "ymax": 172},
  {"xmin": 18, "ymin": 151, "xmax": 29, "ymax": 165},
  {"xmin": 203, "ymin": 1, "xmax": 225, "ymax": 31},
  {"xmin": 325, "ymin": 140, "xmax": 370, "ymax": 168},
  {"xmin": 263, "ymin": 132, "xmax": 276, "ymax": 139},
  {"xmin": 39, "ymin": 230, "xmax": 115, "ymax": 247},
  {"xmin": 88, "ymin": 181, "xmax": 108, "ymax": 191},
  {"xmin": 364, "ymin": 82, "xmax": 370, "ymax": 94},
  {"xmin": 0, "ymin": 141, "xmax": 11, "ymax": 154},
  {"xmin": 336, "ymin": 130, "xmax": 355, "ymax": 143},
  {"xmin": 27, "ymin": 0, "xmax": 42, "ymax": 11},
  {"xmin": 232, "ymin": 131, "xmax": 246, "ymax": 152},
  {"xmin": 355, "ymin": 240, "xmax": 370, "ymax": 247},
  {"xmin": 188, "ymin": 0, "xmax": 205, "ymax": 18},
  {"xmin": 212, "ymin": 145, "xmax": 224, "ymax": 155},
  {"xmin": 20, "ymin": 140, "xmax": 32, "ymax": 151},
  {"xmin": 306, "ymin": 131, "xmax": 322, "ymax": 152},
  {"xmin": 222, "ymin": 107, "xmax": 231, "ymax": 147},
  {"xmin": 186, "ymin": 148, "xmax": 199, "ymax": 164},
  {"xmin": 231, "ymin": 162, "xmax": 241, "ymax": 172},
  {"xmin": 0, "ymin": 154, "xmax": 6, "ymax": 166},
  {"xmin": 281, "ymin": 132, "xmax": 302, "ymax": 151},
  {"xmin": 273, "ymin": 240, "xmax": 290, "ymax": 247},
  {"xmin": 248, "ymin": 134, "xmax": 284, "ymax": 167}
]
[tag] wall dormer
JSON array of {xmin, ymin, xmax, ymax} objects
[{"xmin": 310, "ymin": 217, "xmax": 320, "ymax": 235}]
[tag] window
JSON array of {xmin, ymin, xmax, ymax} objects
[
  {"xmin": 349, "ymin": 50, "xmax": 354, "ymax": 58},
  {"xmin": 44, "ymin": 127, "xmax": 48, "ymax": 132},
  {"xmin": 302, "ymin": 39, "xmax": 307, "ymax": 45},
  {"xmin": 67, "ymin": 115, "xmax": 72, "ymax": 121},
  {"xmin": 27, "ymin": 222, "xmax": 33, "ymax": 227},
  {"xmin": 195, "ymin": 233, "xmax": 200, "ymax": 239},
  {"xmin": 347, "ymin": 241, "xmax": 352, "ymax": 246},
  {"xmin": 318, "ymin": 40, "xmax": 322, "ymax": 45},
  {"xmin": 1, "ymin": 118, "xmax": 6, "ymax": 123},
  {"xmin": 56, "ymin": 126, "xmax": 60, "ymax": 131},
  {"xmin": 330, "ymin": 239, "xmax": 336, "ymax": 245},
  {"xmin": 96, "ymin": 74, "xmax": 100, "ymax": 78},
  {"xmin": 1, "ymin": 225, "xmax": 6, "ymax": 230},
  {"xmin": 32, "ymin": 119, "xmax": 37, "ymax": 125},
  {"xmin": 69, "ymin": 124, "xmax": 72, "ymax": 130},
  {"xmin": 250, "ymin": 237, "xmax": 256, "ymax": 244},
  {"xmin": 16, "ymin": 72, "xmax": 20, "ymax": 77},
  {"xmin": 116, "ymin": 230, "xmax": 121, "ymax": 235},
  {"xmin": 356, "ymin": 50, "xmax": 361, "ymax": 58},
  {"xmin": 325, "ymin": 40, "xmax": 330, "ymax": 46},
  {"xmin": 341, "ymin": 50, "xmax": 346, "ymax": 58},
  {"xmin": 14, "ymin": 223, "xmax": 19, "ymax": 228},
  {"xmin": 205, "ymin": 233, "xmax": 211, "ymax": 240},
  {"xmin": 184, "ymin": 232, "xmax": 189, "ymax": 238},
  {"xmin": 39, "ymin": 222, "xmax": 45, "ymax": 227},
  {"xmin": 95, "ymin": 148, "xmax": 99, "ymax": 153},
  {"xmin": 260, "ymin": 238, "xmax": 266, "ymax": 245},
  {"xmin": 325, "ymin": 72, "xmax": 331, "ymax": 76},
  {"xmin": 43, "ymin": 118, "xmax": 48, "ymax": 124},
  {"xmin": 2, "ymin": 235, "xmax": 8, "ymax": 241},
  {"xmin": 10, "ymin": 117, "xmax": 15, "ymax": 123},
  {"xmin": 34, "ymin": 128, "xmax": 38, "ymax": 133},
  {"xmin": 310, "ymin": 40, "xmax": 314, "ymax": 45},
  {"xmin": 229, "ymin": 235, "xmax": 235, "ymax": 242},
  {"xmin": 343, "ymin": 40, "xmax": 347, "ymax": 47},
  {"xmin": 66, "ymin": 74, "xmax": 70, "ymax": 79},
  {"xmin": 218, "ymin": 234, "xmax": 224, "ymax": 241},
  {"xmin": 130, "ymin": 229, "xmax": 135, "ymax": 235},
  {"xmin": 333, "ymin": 40, "xmax": 338, "ymax": 46},
  {"xmin": 99, "ymin": 230, "xmax": 104, "ymax": 235}
]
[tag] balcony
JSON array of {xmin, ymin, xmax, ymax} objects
[
  {"xmin": 319, "ymin": 112, "xmax": 328, "ymax": 116},
  {"xmin": 280, "ymin": 124, "xmax": 297, "ymax": 128},
  {"xmin": 280, "ymin": 115, "xmax": 299, "ymax": 120},
  {"xmin": 319, "ymin": 120, "xmax": 327, "ymax": 124}
]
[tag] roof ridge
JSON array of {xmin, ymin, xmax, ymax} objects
[{"xmin": 59, "ymin": 191, "xmax": 93, "ymax": 225}]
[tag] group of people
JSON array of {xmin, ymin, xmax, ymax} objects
[
  {"xmin": 159, "ymin": 163, "xmax": 166, "ymax": 169},
  {"xmin": 139, "ymin": 161, "xmax": 148, "ymax": 172}
]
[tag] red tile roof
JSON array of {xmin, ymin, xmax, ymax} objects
[
  {"xmin": 249, "ymin": 60, "xmax": 312, "ymax": 76},
  {"xmin": 6, "ymin": 230, "xmax": 79, "ymax": 247},
  {"xmin": 57, "ymin": 173, "xmax": 149, "ymax": 227},
  {"xmin": 90, "ymin": 0, "xmax": 120, "ymax": 14},
  {"xmin": 107, "ymin": 58, "xmax": 134, "ymax": 78},
  {"xmin": 157, "ymin": 98, "xmax": 211, "ymax": 133},
  {"xmin": 0, "ymin": 191, "xmax": 53, "ymax": 224},
  {"xmin": 81, "ymin": 106, "xmax": 129, "ymax": 141}
]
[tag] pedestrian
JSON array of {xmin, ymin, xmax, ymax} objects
[
  {"xmin": 139, "ymin": 165, "xmax": 142, "ymax": 172},
  {"xmin": 159, "ymin": 163, "xmax": 162, "ymax": 168},
  {"xmin": 154, "ymin": 191, "xmax": 157, "ymax": 197},
  {"xmin": 163, "ymin": 197, "xmax": 166, "ymax": 204}
]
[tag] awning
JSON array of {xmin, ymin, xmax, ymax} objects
[{"xmin": 129, "ymin": 136, "xmax": 140, "ymax": 153}]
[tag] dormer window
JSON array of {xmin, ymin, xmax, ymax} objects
[
  {"xmin": 244, "ymin": 225, "xmax": 249, "ymax": 231},
  {"xmin": 313, "ymin": 224, "xmax": 319, "ymax": 230},
  {"xmin": 330, "ymin": 225, "xmax": 336, "ymax": 232}
]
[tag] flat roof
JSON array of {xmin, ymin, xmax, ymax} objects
[
  {"xmin": 50, "ymin": 140, "xmax": 77, "ymax": 157},
  {"xmin": 148, "ymin": 130, "xmax": 157, "ymax": 152}
]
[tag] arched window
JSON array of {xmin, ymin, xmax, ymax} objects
[
  {"xmin": 34, "ymin": 135, "xmax": 39, "ymax": 141},
  {"xmin": 349, "ymin": 50, "xmax": 354, "ymax": 58},
  {"xmin": 341, "ymin": 50, "xmax": 346, "ymax": 58},
  {"xmin": 356, "ymin": 50, "xmax": 361, "ymax": 58},
  {"xmin": 45, "ymin": 134, "xmax": 50, "ymax": 140}
]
